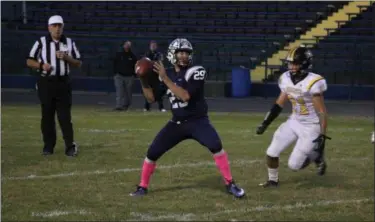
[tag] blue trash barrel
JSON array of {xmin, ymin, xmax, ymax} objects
[{"xmin": 231, "ymin": 66, "xmax": 251, "ymax": 97}]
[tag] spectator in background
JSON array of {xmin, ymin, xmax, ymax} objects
[
  {"xmin": 113, "ymin": 40, "xmax": 137, "ymax": 111},
  {"xmin": 143, "ymin": 40, "xmax": 166, "ymax": 112}
]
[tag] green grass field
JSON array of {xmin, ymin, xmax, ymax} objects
[{"xmin": 2, "ymin": 104, "xmax": 374, "ymax": 221}]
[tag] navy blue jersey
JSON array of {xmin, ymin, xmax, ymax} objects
[{"xmin": 161, "ymin": 65, "xmax": 208, "ymax": 121}]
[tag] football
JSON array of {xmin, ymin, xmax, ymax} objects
[{"xmin": 135, "ymin": 57, "xmax": 154, "ymax": 77}]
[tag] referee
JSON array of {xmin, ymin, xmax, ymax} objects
[{"xmin": 26, "ymin": 15, "xmax": 82, "ymax": 156}]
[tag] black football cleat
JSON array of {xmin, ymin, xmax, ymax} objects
[
  {"xmin": 130, "ymin": 186, "xmax": 148, "ymax": 197},
  {"xmin": 259, "ymin": 180, "xmax": 279, "ymax": 188},
  {"xmin": 226, "ymin": 181, "xmax": 245, "ymax": 198},
  {"xmin": 65, "ymin": 142, "xmax": 78, "ymax": 157},
  {"xmin": 42, "ymin": 150, "xmax": 54, "ymax": 156},
  {"xmin": 42, "ymin": 146, "xmax": 54, "ymax": 156},
  {"xmin": 113, "ymin": 107, "xmax": 124, "ymax": 111}
]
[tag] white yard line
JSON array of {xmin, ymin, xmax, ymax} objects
[
  {"xmin": 3, "ymin": 159, "xmax": 261, "ymax": 181},
  {"xmin": 31, "ymin": 210, "xmax": 90, "ymax": 218},
  {"xmin": 202, "ymin": 198, "xmax": 373, "ymax": 218},
  {"xmin": 129, "ymin": 212, "xmax": 195, "ymax": 221},
  {"xmin": 3, "ymin": 157, "xmax": 369, "ymax": 181},
  {"xmin": 128, "ymin": 198, "xmax": 373, "ymax": 221}
]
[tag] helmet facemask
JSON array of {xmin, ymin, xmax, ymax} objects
[
  {"xmin": 287, "ymin": 61, "xmax": 304, "ymax": 76},
  {"xmin": 175, "ymin": 50, "xmax": 192, "ymax": 67}
]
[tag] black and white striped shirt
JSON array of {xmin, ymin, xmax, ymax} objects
[{"xmin": 28, "ymin": 34, "xmax": 81, "ymax": 76}]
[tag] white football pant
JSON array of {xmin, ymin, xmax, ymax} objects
[{"xmin": 266, "ymin": 118, "xmax": 321, "ymax": 170}]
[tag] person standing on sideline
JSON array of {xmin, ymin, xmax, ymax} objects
[
  {"xmin": 143, "ymin": 40, "xmax": 166, "ymax": 112},
  {"xmin": 113, "ymin": 40, "xmax": 137, "ymax": 111},
  {"xmin": 26, "ymin": 15, "xmax": 81, "ymax": 156}
]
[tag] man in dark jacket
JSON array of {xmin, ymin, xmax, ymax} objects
[
  {"xmin": 113, "ymin": 40, "xmax": 137, "ymax": 111},
  {"xmin": 143, "ymin": 40, "xmax": 166, "ymax": 112}
]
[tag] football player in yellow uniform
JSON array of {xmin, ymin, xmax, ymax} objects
[{"xmin": 256, "ymin": 45, "xmax": 331, "ymax": 187}]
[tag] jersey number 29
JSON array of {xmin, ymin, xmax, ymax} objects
[{"xmin": 193, "ymin": 70, "xmax": 205, "ymax": 80}]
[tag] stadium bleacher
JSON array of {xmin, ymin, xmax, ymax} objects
[
  {"xmin": 311, "ymin": 4, "xmax": 374, "ymax": 85},
  {"xmin": 2, "ymin": 1, "xmax": 373, "ymax": 84}
]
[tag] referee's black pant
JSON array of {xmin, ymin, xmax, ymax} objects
[{"xmin": 36, "ymin": 76, "xmax": 74, "ymax": 152}]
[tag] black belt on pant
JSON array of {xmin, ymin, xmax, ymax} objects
[
  {"xmin": 170, "ymin": 115, "xmax": 207, "ymax": 125},
  {"xmin": 39, "ymin": 75, "xmax": 70, "ymax": 82}
]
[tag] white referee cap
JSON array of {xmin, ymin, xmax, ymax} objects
[{"xmin": 48, "ymin": 15, "xmax": 64, "ymax": 25}]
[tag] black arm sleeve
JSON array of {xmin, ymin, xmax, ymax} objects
[{"xmin": 262, "ymin": 104, "xmax": 283, "ymax": 126}]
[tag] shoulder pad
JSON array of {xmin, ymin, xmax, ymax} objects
[
  {"xmin": 278, "ymin": 71, "xmax": 288, "ymax": 83},
  {"xmin": 306, "ymin": 75, "xmax": 325, "ymax": 91},
  {"xmin": 185, "ymin": 66, "xmax": 206, "ymax": 81}
]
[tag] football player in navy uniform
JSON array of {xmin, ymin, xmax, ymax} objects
[{"xmin": 130, "ymin": 38, "xmax": 245, "ymax": 198}]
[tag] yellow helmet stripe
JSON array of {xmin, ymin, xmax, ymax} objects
[{"xmin": 287, "ymin": 47, "xmax": 298, "ymax": 61}]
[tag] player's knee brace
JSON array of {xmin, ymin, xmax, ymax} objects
[{"xmin": 207, "ymin": 140, "xmax": 223, "ymax": 154}]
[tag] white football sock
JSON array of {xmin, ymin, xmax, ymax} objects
[{"xmin": 268, "ymin": 168, "xmax": 278, "ymax": 182}]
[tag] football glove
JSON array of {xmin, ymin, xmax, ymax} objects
[
  {"xmin": 256, "ymin": 104, "xmax": 282, "ymax": 135},
  {"xmin": 312, "ymin": 134, "xmax": 331, "ymax": 152},
  {"xmin": 256, "ymin": 123, "xmax": 268, "ymax": 135}
]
